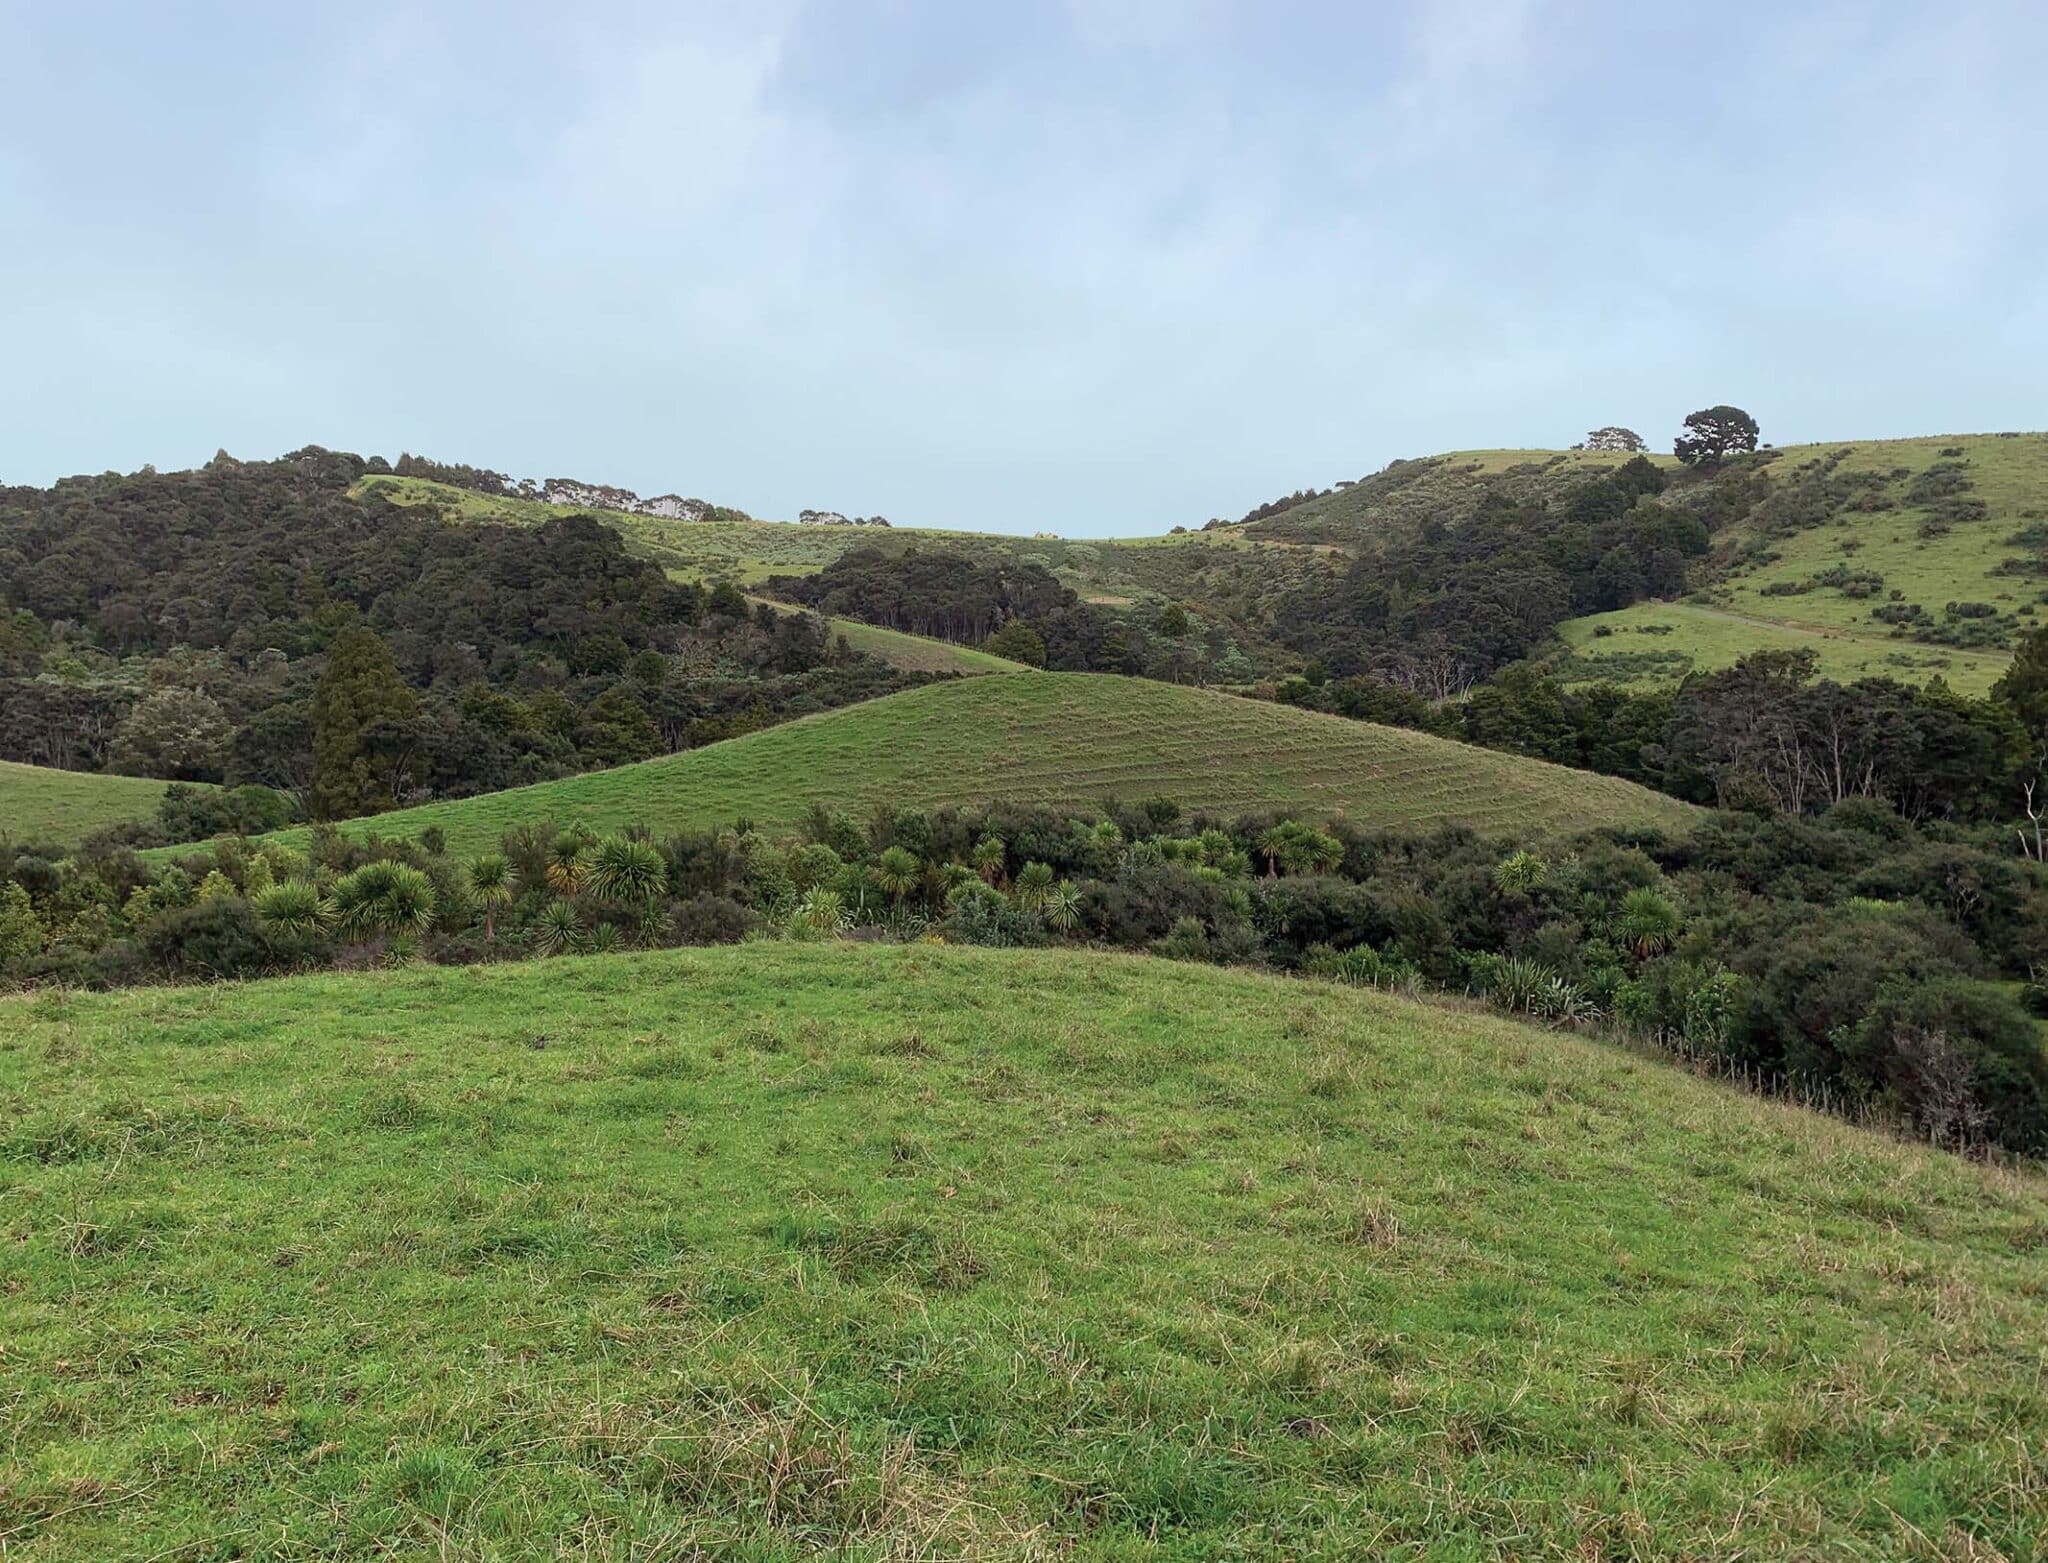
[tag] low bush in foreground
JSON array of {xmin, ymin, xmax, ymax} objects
[{"xmin": 5, "ymin": 794, "xmax": 2047, "ymax": 1154}]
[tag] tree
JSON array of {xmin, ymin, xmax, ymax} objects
[
  {"xmin": 1993, "ymin": 626, "xmax": 2048, "ymax": 747},
  {"xmin": 1673, "ymin": 405, "xmax": 1760, "ymax": 466},
  {"xmin": 310, "ymin": 627, "xmax": 419, "ymax": 820},
  {"xmin": 1995, "ymin": 627, "xmax": 2048, "ymax": 859},
  {"xmin": 1584, "ymin": 426, "xmax": 1646, "ymax": 453},
  {"xmin": 983, "ymin": 619, "xmax": 1048, "ymax": 667},
  {"xmin": 871, "ymin": 845, "xmax": 922, "ymax": 904},
  {"xmin": 110, "ymin": 687, "xmax": 232, "ymax": 780},
  {"xmin": 971, "ymin": 833, "xmax": 1008, "ymax": 886},
  {"xmin": 468, "ymin": 854, "xmax": 513, "ymax": 943},
  {"xmin": 1157, "ymin": 603, "xmax": 1191, "ymax": 638},
  {"xmin": 0, "ymin": 882, "xmax": 43, "ymax": 965}
]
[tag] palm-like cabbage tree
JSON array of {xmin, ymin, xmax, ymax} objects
[
  {"xmin": 792, "ymin": 887, "xmax": 849, "ymax": 939},
  {"xmin": 1043, "ymin": 879, "xmax": 1084, "ymax": 933},
  {"xmin": 871, "ymin": 845, "xmax": 922, "ymax": 905},
  {"xmin": 584, "ymin": 835, "xmax": 666, "ymax": 906},
  {"xmin": 1014, "ymin": 860, "xmax": 1056, "ymax": 911},
  {"xmin": 545, "ymin": 833, "xmax": 587, "ymax": 897},
  {"xmin": 1614, "ymin": 888, "xmax": 1682, "ymax": 959},
  {"xmin": 468, "ymin": 854, "xmax": 514, "ymax": 943},
  {"xmin": 971, "ymin": 833, "xmax": 1007, "ymax": 887},
  {"xmin": 330, "ymin": 861, "xmax": 436, "ymax": 941},
  {"xmin": 253, "ymin": 879, "xmax": 330, "ymax": 940},
  {"xmin": 533, "ymin": 899, "xmax": 582, "ymax": 956}
]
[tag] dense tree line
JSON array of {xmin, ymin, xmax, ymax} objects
[
  {"xmin": 1270, "ymin": 640, "xmax": 2048, "ymax": 832},
  {"xmin": 5, "ymin": 794, "xmax": 2043, "ymax": 1154},
  {"xmin": 766, "ymin": 545, "xmax": 1122, "ymax": 671},
  {"xmin": 0, "ymin": 448, "xmax": 929, "ymax": 813}
]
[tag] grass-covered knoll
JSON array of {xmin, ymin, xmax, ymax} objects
[
  {"xmin": 0, "ymin": 761, "xmax": 182, "ymax": 844},
  {"xmin": 220, "ymin": 673, "xmax": 1697, "ymax": 859},
  {"xmin": 1704, "ymin": 433, "xmax": 2048, "ymax": 644},
  {"xmin": 3, "ymin": 945, "xmax": 2044, "ymax": 1557},
  {"xmin": 1554, "ymin": 601, "xmax": 2016, "ymax": 694},
  {"xmin": 1549, "ymin": 434, "xmax": 2047, "ymax": 690}
]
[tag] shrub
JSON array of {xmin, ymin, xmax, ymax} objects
[
  {"xmin": 669, "ymin": 894, "xmax": 760, "ymax": 946},
  {"xmin": 1301, "ymin": 943, "xmax": 1415, "ymax": 989},
  {"xmin": 142, "ymin": 898, "xmax": 270, "ymax": 979},
  {"xmin": 1849, "ymin": 978, "xmax": 2048, "ymax": 1152},
  {"xmin": 943, "ymin": 882, "xmax": 1032, "ymax": 947}
]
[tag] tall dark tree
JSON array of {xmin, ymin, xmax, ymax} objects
[
  {"xmin": 1673, "ymin": 405, "xmax": 1761, "ymax": 465},
  {"xmin": 310, "ymin": 626, "xmax": 419, "ymax": 819}
]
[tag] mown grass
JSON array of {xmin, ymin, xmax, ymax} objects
[
  {"xmin": 1553, "ymin": 602, "xmax": 2015, "ymax": 694},
  {"xmin": 187, "ymin": 674, "xmax": 1698, "ymax": 860},
  {"xmin": 3, "ymin": 944, "xmax": 2044, "ymax": 1557},
  {"xmin": 0, "ymin": 761, "xmax": 180, "ymax": 845}
]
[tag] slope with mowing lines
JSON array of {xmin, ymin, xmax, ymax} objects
[
  {"xmin": 0, "ymin": 760, "xmax": 182, "ymax": 844},
  {"xmin": 3, "ymin": 945, "xmax": 2043, "ymax": 1555},
  {"xmin": 217, "ymin": 673, "xmax": 1697, "ymax": 860}
]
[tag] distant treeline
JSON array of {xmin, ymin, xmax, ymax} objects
[{"xmin": 0, "ymin": 448, "xmax": 927, "ymax": 813}]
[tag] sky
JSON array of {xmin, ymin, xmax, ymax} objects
[{"xmin": 2, "ymin": 1, "xmax": 2044, "ymax": 537}]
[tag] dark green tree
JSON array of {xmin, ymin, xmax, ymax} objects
[
  {"xmin": 984, "ymin": 619, "xmax": 1048, "ymax": 667},
  {"xmin": 1584, "ymin": 426, "xmax": 1646, "ymax": 452},
  {"xmin": 1673, "ymin": 405, "xmax": 1760, "ymax": 465},
  {"xmin": 310, "ymin": 627, "xmax": 419, "ymax": 819}
]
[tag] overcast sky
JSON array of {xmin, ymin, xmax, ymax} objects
[{"xmin": 2, "ymin": 1, "xmax": 2043, "ymax": 536}]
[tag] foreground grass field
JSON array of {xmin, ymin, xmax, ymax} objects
[
  {"xmin": 202, "ymin": 674, "xmax": 1697, "ymax": 859},
  {"xmin": 3, "ymin": 945, "xmax": 2044, "ymax": 1557},
  {"xmin": 0, "ymin": 761, "xmax": 180, "ymax": 845}
]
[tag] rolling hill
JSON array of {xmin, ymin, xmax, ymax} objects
[
  {"xmin": 355, "ymin": 472, "xmax": 1324, "ymax": 620},
  {"xmin": 1245, "ymin": 433, "xmax": 2047, "ymax": 693},
  {"xmin": 196, "ymin": 673, "xmax": 1697, "ymax": 860},
  {"xmin": 4, "ymin": 943, "xmax": 2042, "ymax": 1556},
  {"xmin": 0, "ymin": 760, "xmax": 181, "ymax": 844}
]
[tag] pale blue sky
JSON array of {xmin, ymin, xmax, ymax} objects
[{"xmin": 2, "ymin": 1, "xmax": 2043, "ymax": 535}]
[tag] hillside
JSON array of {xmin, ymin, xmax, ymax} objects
[
  {"xmin": 358, "ymin": 472, "xmax": 1324, "ymax": 622},
  {"xmin": 4, "ymin": 944, "xmax": 2043, "ymax": 1556},
  {"xmin": 0, "ymin": 760, "xmax": 180, "ymax": 844},
  {"xmin": 1246, "ymin": 433, "xmax": 2047, "ymax": 693},
  {"xmin": 207, "ymin": 673, "xmax": 1697, "ymax": 859}
]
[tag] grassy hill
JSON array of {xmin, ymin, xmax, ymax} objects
[
  {"xmin": 1554, "ymin": 600, "xmax": 2018, "ymax": 695},
  {"xmin": 213, "ymin": 673, "xmax": 1696, "ymax": 860},
  {"xmin": 4, "ymin": 943, "xmax": 2043, "ymax": 1556},
  {"xmin": 0, "ymin": 760, "xmax": 179, "ymax": 844},
  {"xmin": 356, "ymin": 473, "xmax": 1325, "ymax": 619},
  {"xmin": 1247, "ymin": 434, "xmax": 2048, "ymax": 693}
]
